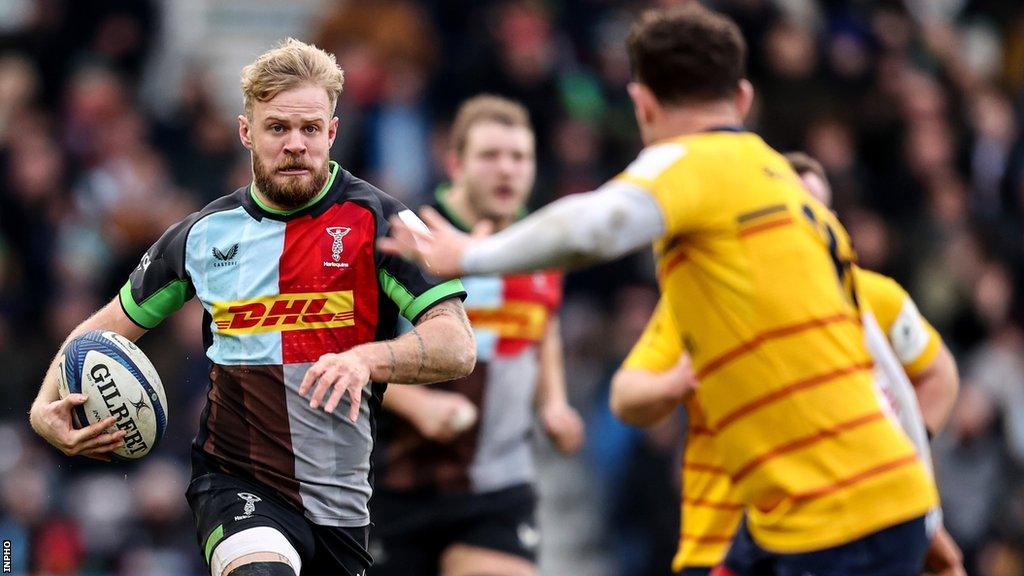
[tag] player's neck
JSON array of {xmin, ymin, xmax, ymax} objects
[
  {"xmin": 445, "ymin": 185, "xmax": 515, "ymax": 232},
  {"xmin": 647, "ymin": 103, "xmax": 743, "ymax": 144}
]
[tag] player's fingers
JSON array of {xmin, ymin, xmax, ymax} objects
[
  {"xmin": 299, "ymin": 362, "xmax": 324, "ymax": 396},
  {"xmin": 309, "ymin": 367, "xmax": 337, "ymax": 409},
  {"xmin": 324, "ymin": 378, "xmax": 347, "ymax": 415},
  {"xmin": 78, "ymin": 430, "xmax": 126, "ymax": 453},
  {"xmin": 69, "ymin": 416, "xmax": 116, "ymax": 445},
  {"xmin": 347, "ymin": 382, "xmax": 363, "ymax": 423},
  {"xmin": 83, "ymin": 453, "xmax": 113, "ymax": 463},
  {"xmin": 63, "ymin": 393, "xmax": 89, "ymax": 406}
]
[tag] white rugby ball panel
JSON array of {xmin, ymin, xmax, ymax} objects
[{"xmin": 61, "ymin": 330, "xmax": 167, "ymax": 460}]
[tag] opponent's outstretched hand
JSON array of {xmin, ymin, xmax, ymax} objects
[{"xmin": 377, "ymin": 206, "xmax": 492, "ymax": 279}]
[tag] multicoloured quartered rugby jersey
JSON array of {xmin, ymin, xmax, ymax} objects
[
  {"xmin": 375, "ymin": 189, "xmax": 562, "ymax": 494},
  {"xmin": 119, "ymin": 161, "xmax": 465, "ymax": 527}
]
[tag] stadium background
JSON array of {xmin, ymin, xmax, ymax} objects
[{"xmin": 0, "ymin": 0, "xmax": 1022, "ymax": 574}]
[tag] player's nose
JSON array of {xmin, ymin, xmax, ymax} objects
[{"xmin": 283, "ymin": 131, "xmax": 307, "ymax": 155}]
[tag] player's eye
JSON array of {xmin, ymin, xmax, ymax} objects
[
  {"xmin": 304, "ymin": 125, "xmax": 319, "ymax": 134},
  {"xmin": 270, "ymin": 124, "xmax": 285, "ymax": 133}
]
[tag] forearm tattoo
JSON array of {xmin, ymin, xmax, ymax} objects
[
  {"xmin": 418, "ymin": 301, "xmax": 473, "ymax": 342},
  {"xmin": 383, "ymin": 341, "xmax": 398, "ymax": 382},
  {"xmin": 410, "ymin": 326, "xmax": 428, "ymax": 381}
]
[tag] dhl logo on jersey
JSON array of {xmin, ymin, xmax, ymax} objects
[
  {"xmin": 211, "ymin": 291, "xmax": 354, "ymax": 335},
  {"xmin": 466, "ymin": 301, "xmax": 550, "ymax": 342}
]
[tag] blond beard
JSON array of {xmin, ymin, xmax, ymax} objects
[{"xmin": 252, "ymin": 152, "xmax": 330, "ymax": 209}]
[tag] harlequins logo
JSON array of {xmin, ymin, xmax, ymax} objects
[
  {"xmin": 326, "ymin": 227, "xmax": 350, "ymax": 261},
  {"xmin": 324, "ymin": 227, "xmax": 351, "ymax": 268},
  {"xmin": 212, "ymin": 243, "xmax": 239, "ymax": 267},
  {"xmin": 234, "ymin": 492, "xmax": 261, "ymax": 520}
]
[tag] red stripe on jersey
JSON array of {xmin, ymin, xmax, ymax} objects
[
  {"xmin": 494, "ymin": 271, "xmax": 563, "ymax": 356},
  {"xmin": 279, "ymin": 203, "xmax": 379, "ymax": 364}
]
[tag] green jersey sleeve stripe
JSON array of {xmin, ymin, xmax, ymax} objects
[
  {"xmin": 119, "ymin": 279, "xmax": 190, "ymax": 329},
  {"xmin": 404, "ymin": 279, "xmax": 466, "ymax": 323},
  {"xmin": 204, "ymin": 524, "xmax": 225, "ymax": 563},
  {"xmin": 377, "ymin": 269, "xmax": 417, "ymax": 316}
]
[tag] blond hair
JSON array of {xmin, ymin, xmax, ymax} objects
[
  {"xmin": 241, "ymin": 38, "xmax": 345, "ymax": 117},
  {"xmin": 449, "ymin": 95, "xmax": 532, "ymax": 156}
]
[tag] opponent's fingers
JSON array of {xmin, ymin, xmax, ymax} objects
[
  {"xmin": 388, "ymin": 215, "xmax": 422, "ymax": 243},
  {"xmin": 69, "ymin": 416, "xmax": 117, "ymax": 445},
  {"xmin": 418, "ymin": 206, "xmax": 454, "ymax": 234},
  {"xmin": 376, "ymin": 236, "xmax": 417, "ymax": 260},
  {"xmin": 471, "ymin": 219, "xmax": 494, "ymax": 239}
]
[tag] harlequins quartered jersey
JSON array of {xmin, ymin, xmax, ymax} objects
[
  {"xmin": 120, "ymin": 161, "xmax": 465, "ymax": 527},
  {"xmin": 375, "ymin": 189, "xmax": 562, "ymax": 495}
]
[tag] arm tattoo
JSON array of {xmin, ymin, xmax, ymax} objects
[
  {"xmin": 383, "ymin": 341, "xmax": 398, "ymax": 382},
  {"xmin": 410, "ymin": 326, "xmax": 428, "ymax": 381},
  {"xmin": 418, "ymin": 300, "xmax": 473, "ymax": 342}
]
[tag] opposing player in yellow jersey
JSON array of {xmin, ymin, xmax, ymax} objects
[
  {"xmin": 610, "ymin": 153, "xmax": 964, "ymax": 576},
  {"xmin": 381, "ymin": 5, "xmax": 939, "ymax": 574}
]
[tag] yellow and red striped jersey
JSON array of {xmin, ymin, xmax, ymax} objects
[
  {"xmin": 615, "ymin": 130, "xmax": 937, "ymax": 553},
  {"xmin": 624, "ymin": 266, "xmax": 945, "ymax": 568}
]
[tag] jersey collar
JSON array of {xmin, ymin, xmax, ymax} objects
[{"xmin": 433, "ymin": 184, "xmax": 529, "ymax": 232}]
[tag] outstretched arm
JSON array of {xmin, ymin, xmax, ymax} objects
[
  {"xmin": 299, "ymin": 298, "xmax": 476, "ymax": 420},
  {"xmin": 30, "ymin": 297, "xmax": 148, "ymax": 460},
  {"xmin": 379, "ymin": 184, "xmax": 666, "ymax": 278}
]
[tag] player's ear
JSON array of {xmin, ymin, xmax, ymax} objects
[
  {"xmin": 736, "ymin": 79, "xmax": 755, "ymax": 122},
  {"xmin": 327, "ymin": 116, "xmax": 339, "ymax": 146},
  {"xmin": 627, "ymin": 82, "xmax": 657, "ymax": 126},
  {"xmin": 445, "ymin": 149, "xmax": 463, "ymax": 182},
  {"xmin": 238, "ymin": 114, "xmax": 253, "ymax": 150}
]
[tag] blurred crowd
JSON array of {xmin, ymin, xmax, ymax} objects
[{"xmin": 1, "ymin": 0, "xmax": 1023, "ymax": 575}]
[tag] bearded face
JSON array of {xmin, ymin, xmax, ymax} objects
[
  {"xmin": 240, "ymin": 83, "xmax": 339, "ymax": 209},
  {"xmin": 251, "ymin": 147, "xmax": 330, "ymax": 208}
]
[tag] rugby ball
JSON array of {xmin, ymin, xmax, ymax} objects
[{"xmin": 56, "ymin": 330, "xmax": 167, "ymax": 460}]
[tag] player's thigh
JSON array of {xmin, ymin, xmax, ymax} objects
[
  {"xmin": 186, "ymin": 472, "xmax": 312, "ymax": 576},
  {"xmin": 214, "ymin": 527, "xmax": 302, "ymax": 576},
  {"xmin": 441, "ymin": 543, "xmax": 537, "ymax": 576}
]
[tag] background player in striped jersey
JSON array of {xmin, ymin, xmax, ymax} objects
[
  {"xmin": 609, "ymin": 152, "xmax": 964, "ymax": 576},
  {"xmin": 29, "ymin": 39, "xmax": 477, "ymax": 576},
  {"xmin": 382, "ymin": 5, "xmax": 941, "ymax": 574},
  {"xmin": 370, "ymin": 95, "xmax": 584, "ymax": 576}
]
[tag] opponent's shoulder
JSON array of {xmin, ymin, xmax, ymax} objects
[{"xmin": 855, "ymin": 267, "xmax": 909, "ymax": 310}]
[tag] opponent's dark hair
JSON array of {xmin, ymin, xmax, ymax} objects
[{"xmin": 627, "ymin": 5, "xmax": 747, "ymax": 105}]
